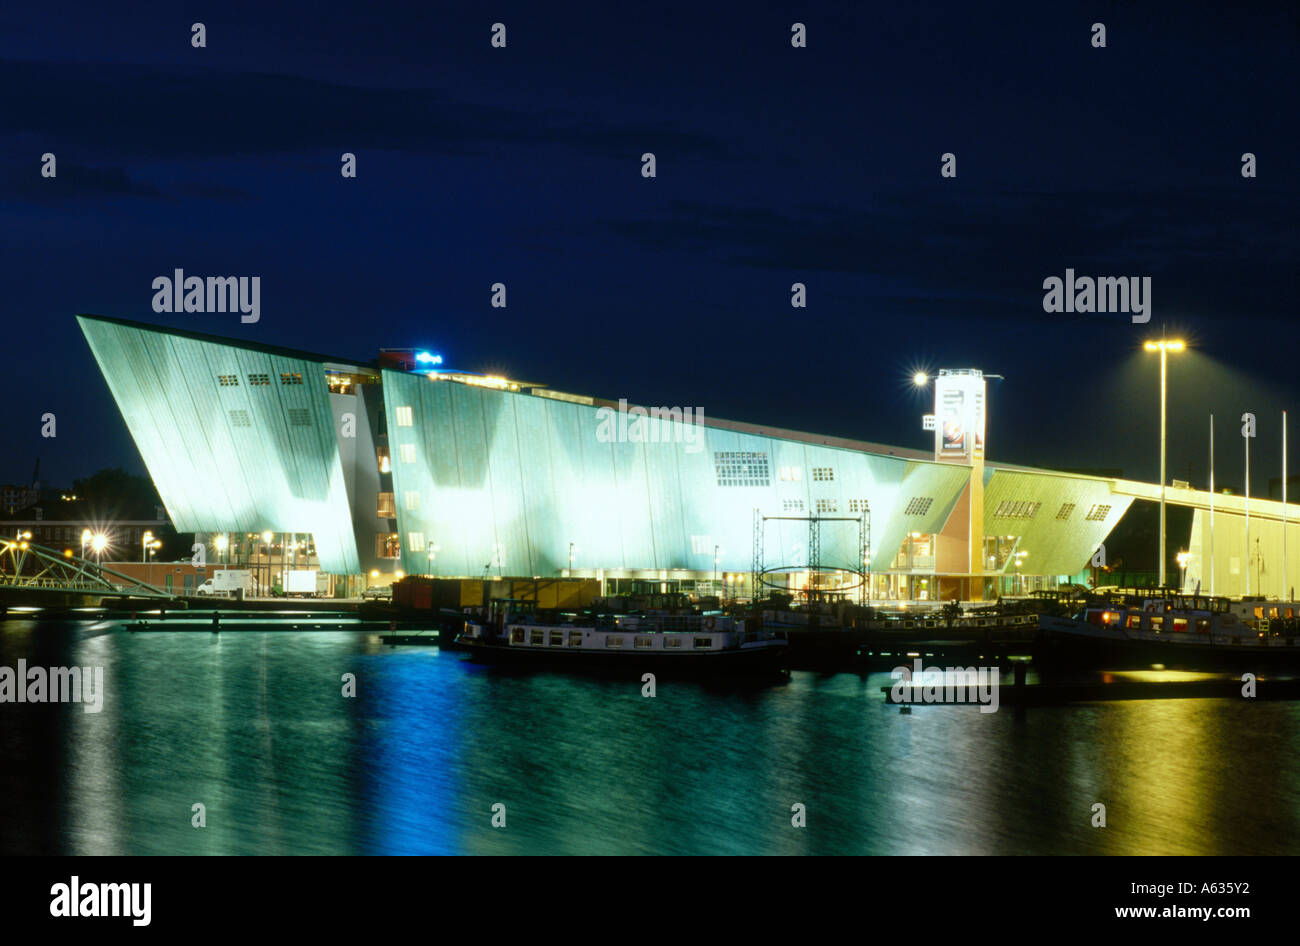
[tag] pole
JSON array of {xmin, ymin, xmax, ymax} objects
[
  {"xmin": 1245, "ymin": 433, "xmax": 1251, "ymax": 597},
  {"xmin": 1284, "ymin": 410, "xmax": 1288, "ymax": 601},
  {"xmin": 1209, "ymin": 415, "xmax": 1215, "ymax": 597},
  {"xmin": 1159, "ymin": 348, "xmax": 1167, "ymax": 587}
]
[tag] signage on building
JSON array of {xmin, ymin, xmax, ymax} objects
[{"xmin": 935, "ymin": 372, "xmax": 986, "ymax": 460}]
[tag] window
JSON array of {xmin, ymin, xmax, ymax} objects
[
  {"xmin": 1126, "ymin": 614, "xmax": 1142, "ymax": 629},
  {"xmin": 218, "ymin": 374, "xmax": 240, "ymax": 386},
  {"xmin": 815, "ymin": 498, "xmax": 837, "ymax": 514},
  {"xmin": 407, "ymin": 532, "xmax": 425, "ymax": 553},
  {"xmin": 634, "ymin": 637, "xmax": 653, "ymax": 649},
  {"xmin": 904, "ymin": 496, "xmax": 933, "ymax": 516},
  {"xmin": 693, "ymin": 637, "xmax": 714, "ymax": 649},
  {"xmin": 848, "ymin": 499, "xmax": 869, "ymax": 514},
  {"xmin": 377, "ymin": 446, "xmax": 391, "ymax": 474},
  {"xmin": 377, "ymin": 492, "xmax": 395, "ymax": 518},
  {"xmin": 714, "ymin": 451, "xmax": 770, "ymax": 487},
  {"xmin": 530, "ymin": 630, "xmax": 544, "ymax": 645},
  {"xmin": 664, "ymin": 637, "xmax": 682, "ymax": 648},
  {"xmin": 783, "ymin": 499, "xmax": 805, "ymax": 513},
  {"xmin": 812, "ymin": 467, "xmax": 834, "ymax": 482},
  {"xmin": 568, "ymin": 631, "xmax": 583, "ymax": 647},
  {"xmin": 248, "ymin": 373, "xmax": 270, "ymax": 386},
  {"xmin": 549, "ymin": 631, "xmax": 563, "ymax": 646},
  {"xmin": 395, "ymin": 406, "xmax": 414, "ymax": 427},
  {"xmin": 280, "ymin": 372, "xmax": 303, "ymax": 385},
  {"xmin": 779, "ymin": 466, "xmax": 803, "ymax": 482},
  {"xmin": 399, "ymin": 443, "xmax": 416, "ymax": 463},
  {"xmin": 228, "ymin": 409, "xmax": 252, "ymax": 428},
  {"xmin": 994, "ymin": 500, "xmax": 1041, "ymax": 519},
  {"xmin": 1056, "ymin": 503, "xmax": 1075, "ymax": 520},
  {"xmin": 287, "ymin": 408, "xmax": 311, "ymax": 427},
  {"xmin": 1085, "ymin": 504, "xmax": 1111, "ymax": 521},
  {"xmin": 376, "ymin": 534, "xmax": 400, "ymax": 558},
  {"xmin": 404, "ymin": 491, "xmax": 419, "ymax": 511},
  {"xmin": 605, "ymin": 636, "xmax": 624, "ymax": 649}
]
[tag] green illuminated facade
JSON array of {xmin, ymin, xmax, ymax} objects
[{"xmin": 80, "ymin": 313, "xmax": 1297, "ymax": 600}]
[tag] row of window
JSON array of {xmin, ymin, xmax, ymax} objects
[
  {"xmin": 227, "ymin": 408, "xmax": 312, "ymax": 428},
  {"xmin": 216, "ymin": 372, "xmax": 302, "ymax": 386},
  {"xmin": 512, "ymin": 628, "xmax": 712, "ymax": 650},
  {"xmin": 714, "ymin": 451, "xmax": 771, "ymax": 487},
  {"xmin": 994, "ymin": 500, "xmax": 1041, "ymax": 519}
]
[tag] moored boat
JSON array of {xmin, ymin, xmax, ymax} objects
[
  {"xmin": 1035, "ymin": 590, "xmax": 1300, "ymax": 671},
  {"xmin": 457, "ymin": 603, "xmax": 788, "ymax": 676}
]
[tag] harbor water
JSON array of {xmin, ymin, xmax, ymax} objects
[{"xmin": 2, "ymin": 619, "xmax": 1298, "ymax": 855}]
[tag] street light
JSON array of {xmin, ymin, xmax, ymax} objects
[
  {"xmin": 568, "ymin": 541, "xmax": 576, "ymax": 577},
  {"xmin": 91, "ymin": 533, "xmax": 107, "ymax": 566},
  {"xmin": 913, "ymin": 371, "xmax": 929, "ymax": 387},
  {"xmin": 1176, "ymin": 550, "xmax": 1190, "ymax": 591},
  {"xmin": 1143, "ymin": 338, "xmax": 1186, "ymax": 587},
  {"xmin": 142, "ymin": 530, "xmax": 154, "ymax": 563}
]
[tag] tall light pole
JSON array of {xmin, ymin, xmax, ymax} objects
[
  {"xmin": 142, "ymin": 530, "xmax": 154, "ymax": 563},
  {"xmin": 1144, "ymin": 339, "xmax": 1185, "ymax": 587}
]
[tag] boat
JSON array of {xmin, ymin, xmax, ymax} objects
[
  {"xmin": 456, "ymin": 601, "xmax": 789, "ymax": 676},
  {"xmin": 1035, "ymin": 589, "xmax": 1300, "ymax": 671}
]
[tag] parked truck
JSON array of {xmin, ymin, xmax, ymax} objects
[
  {"xmin": 280, "ymin": 569, "xmax": 329, "ymax": 598},
  {"xmin": 195, "ymin": 569, "xmax": 255, "ymax": 599}
]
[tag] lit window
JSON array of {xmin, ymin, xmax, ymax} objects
[
  {"xmin": 1085, "ymin": 504, "xmax": 1112, "ymax": 521},
  {"xmin": 377, "ymin": 447, "xmax": 391, "ymax": 473},
  {"xmin": 812, "ymin": 467, "xmax": 834, "ymax": 482},
  {"xmin": 404, "ymin": 491, "xmax": 419, "ymax": 511},
  {"xmin": 779, "ymin": 466, "xmax": 803, "ymax": 482},
  {"xmin": 408, "ymin": 532, "xmax": 425, "ymax": 553},
  {"xmin": 395, "ymin": 406, "xmax": 414, "ymax": 427},
  {"xmin": 400, "ymin": 443, "xmax": 416, "ymax": 463},
  {"xmin": 713, "ymin": 451, "xmax": 770, "ymax": 487},
  {"xmin": 904, "ymin": 496, "xmax": 933, "ymax": 516},
  {"xmin": 377, "ymin": 492, "xmax": 395, "ymax": 518},
  {"xmin": 1056, "ymin": 503, "xmax": 1075, "ymax": 520},
  {"xmin": 280, "ymin": 372, "xmax": 303, "ymax": 385},
  {"xmin": 815, "ymin": 498, "xmax": 837, "ymax": 513}
]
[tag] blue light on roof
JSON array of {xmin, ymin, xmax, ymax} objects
[{"xmin": 415, "ymin": 351, "xmax": 443, "ymax": 366}]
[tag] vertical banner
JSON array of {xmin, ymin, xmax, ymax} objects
[{"xmin": 936, "ymin": 372, "xmax": 985, "ymax": 460}]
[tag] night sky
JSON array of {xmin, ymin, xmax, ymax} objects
[{"xmin": 2, "ymin": 1, "xmax": 1295, "ymax": 494}]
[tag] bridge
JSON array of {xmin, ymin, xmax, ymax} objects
[{"xmin": 0, "ymin": 536, "xmax": 169, "ymax": 602}]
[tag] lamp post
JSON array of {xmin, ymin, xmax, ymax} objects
[
  {"xmin": 141, "ymin": 530, "xmax": 154, "ymax": 563},
  {"xmin": 568, "ymin": 541, "xmax": 575, "ymax": 577},
  {"xmin": 80, "ymin": 528, "xmax": 90, "ymax": 560},
  {"xmin": 1176, "ymin": 550, "xmax": 1190, "ymax": 592},
  {"xmin": 1143, "ymin": 338, "xmax": 1185, "ymax": 587},
  {"xmin": 91, "ymin": 533, "xmax": 107, "ymax": 568}
]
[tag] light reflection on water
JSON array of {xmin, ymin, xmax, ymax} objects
[{"xmin": 1, "ymin": 620, "xmax": 1298, "ymax": 855}]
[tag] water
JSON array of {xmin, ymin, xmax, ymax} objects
[{"xmin": 2, "ymin": 619, "xmax": 1298, "ymax": 855}]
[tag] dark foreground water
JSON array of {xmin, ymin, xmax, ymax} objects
[{"xmin": 2, "ymin": 619, "xmax": 1298, "ymax": 855}]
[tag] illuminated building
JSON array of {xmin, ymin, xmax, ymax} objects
[{"xmin": 77, "ymin": 313, "xmax": 1300, "ymax": 600}]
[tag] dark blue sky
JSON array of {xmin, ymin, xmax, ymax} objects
[{"xmin": 2, "ymin": 0, "xmax": 1295, "ymax": 492}]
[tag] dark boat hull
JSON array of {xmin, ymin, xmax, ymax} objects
[
  {"xmin": 458, "ymin": 639, "xmax": 789, "ymax": 677},
  {"xmin": 1034, "ymin": 617, "xmax": 1300, "ymax": 672}
]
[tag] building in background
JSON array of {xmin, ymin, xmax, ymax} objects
[{"xmin": 77, "ymin": 313, "xmax": 1300, "ymax": 601}]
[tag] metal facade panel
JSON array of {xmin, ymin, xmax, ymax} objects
[
  {"xmin": 78, "ymin": 316, "xmax": 361, "ymax": 574},
  {"xmin": 982, "ymin": 469, "xmax": 1132, "ymax": 575},
  {"xmin": 385, "ymin": 371, "xmax": 974, "ymax": 578}
]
